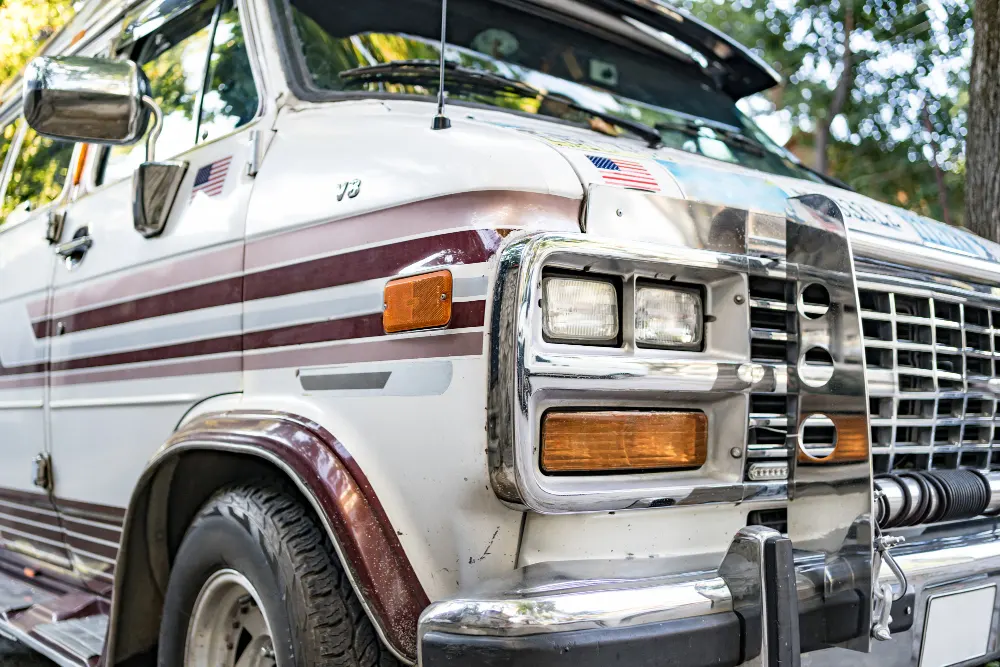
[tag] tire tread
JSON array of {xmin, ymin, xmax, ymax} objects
[{"xmin": 195, "ymin": 483, "xmax": 402, "ymax": 667}]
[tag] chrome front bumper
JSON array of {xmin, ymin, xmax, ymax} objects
[{"xmin": 418, "ymin": 528, "xmax": 1000, "ymax": 667}]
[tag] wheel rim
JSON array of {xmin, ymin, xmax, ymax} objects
[{"xmin": 185, "ymin": 569, "xmax": 277, "ymax": 667}]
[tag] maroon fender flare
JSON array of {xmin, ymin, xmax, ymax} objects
[{"xmin": 106, "ymin": 410, "xmax": 429, "ymax": 663}]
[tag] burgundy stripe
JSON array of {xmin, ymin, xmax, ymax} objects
[
  {"xmin": 50, "ymin": 276, "xmax": 243, "ymax": 338},
  {"xmin": 46, "ymin": 300, "xmax": 484, "ymax": 376},
  {"xmin": 244, "ymin": 229, "xmax": 501, "ymax": 301},
  {"xmin": 0, "ymin": 360, "xmax": 46, "ymax": 377},
  {"xmin": 65, "ymin": 534, "xmax": 119, "ymax": 562},
  {"xmin": 50, "ymin": 355, "xmax": 242, "ymax": 387},
  {"xmin": 0, "ymin": 488, "xmax": 52, "ymax": 506},
  {"xmin": 56, "ymin": 498, "xmax": 126, "ymax": 523},
  {"xmin": 0, "ymin": 516, "xmax": 65, "ymax": 544},
  {"xmin": 0, "ymin": 502, "xmax": 61, "ymax": 527},
  {"xmin": 39, "ymin": 243, "xmax": 244, "ymax": 319},
  {"xmin": 61, "ymin": 519, "xmax": 123, "ymax": 545},
  {"xmin": 32, "ymin": 230, "xmax": 498, "ymax": 341},
  {"xmin": 51, "ymin": 332, "xmax": 242, "ymax": 372},
  {"xmin": 244, "ymin": 300, "xmax": 486, "ymax": 350}
]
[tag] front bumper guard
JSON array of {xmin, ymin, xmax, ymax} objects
[{"xmin": 417, "ymin": 526, "xmax": 1000, "ymax": 666}]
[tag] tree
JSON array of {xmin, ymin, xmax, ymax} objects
[
  {"xmin": 966, "ymin": 0, "xmax": 1000, "ymax": 242},
  {"xmin": 685, "ymin": 0, "xmax": 972, "ymax": 227},
  {"xmin": 0, "ymin": 0, "xmax": 75, "ymax": 91}
]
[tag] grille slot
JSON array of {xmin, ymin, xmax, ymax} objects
[
  {"xmin": 745, "ymin": 276, "xmax": 1000, "ymax": 480},
  {"xmin": 861, "ymin": 283, "xmax": 1000, "ymax": 472}
]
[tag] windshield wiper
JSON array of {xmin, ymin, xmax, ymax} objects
[
  {"xmin": 340, "ymin": 60, "xmax": 664, "ymax": 148},
  {"xmin": 655, "ymin": 118, "xmax": 767, "ymax": 157}
]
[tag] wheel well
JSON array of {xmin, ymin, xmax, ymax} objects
[{"xmin": 110, "ymin": 450, "xmax": 314, "ymax": 666}]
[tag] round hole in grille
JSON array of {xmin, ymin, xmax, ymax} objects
[
  {"xmin": 799, "ymin": 414, "xmax": 838, "ymax": 460},
  {"xmin": 799, "ymin": 346, "xmax": 834, "ymax": 387},
  {"xmin": 799, "ymin": 283, "xmax": 831, "ymax": 319}
]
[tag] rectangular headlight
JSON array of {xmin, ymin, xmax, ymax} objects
[
  {"xmin": 542, "ymin": 275, "xmax": 619, "ymax": 344},
  {"xmin": 635, "ymin": 285, "xmax": 702, "ymax": 349}
]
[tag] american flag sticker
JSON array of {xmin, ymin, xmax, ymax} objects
[
  {"xmin": 190, "ymin": 156, "xmax": 232, "ymax": 200},
  {"xmin": 586, "ymin": 154, "xmax": 660, "ymax": 192}
]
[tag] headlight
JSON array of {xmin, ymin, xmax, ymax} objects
[
  {"xmin": 635, "ymin": 285, "xmax": 702, "ymax": 349},
  {"xmin": 542, "ymin": 275, "xmax": 619, "ymax": 344}
]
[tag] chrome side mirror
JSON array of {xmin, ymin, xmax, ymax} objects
[
  {"xmin": 23, "ymin": 56, "xmax": 150, "ymax": 145},
  {"xmin": 23, "ymin": 55, "xmax": 188, "ymax": 239}
]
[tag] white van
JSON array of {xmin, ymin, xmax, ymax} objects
[{"xmin": 0, "ymin": 1, "xmax": 998, "ymax": 665}]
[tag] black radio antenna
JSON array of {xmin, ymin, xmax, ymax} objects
[{"xmin": 431, "ymin": 0, "xmax": 451, "ymax": 130}]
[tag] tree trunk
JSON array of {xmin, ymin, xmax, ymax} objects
[
  {"xmin": 967, "ymin": 0, "xmax": 1000, "ymax": 242},
  {"xmin": 922, "ymin": 102, "xmax": 952, "ymax": 226},
  {"xmin": 815, "ymin": 7, "xmax": 854, "ymax": 175}
]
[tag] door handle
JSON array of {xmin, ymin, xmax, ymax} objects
[{"xmin": 54, "ymin": 227, "xmax": 92, "ymax": 268}]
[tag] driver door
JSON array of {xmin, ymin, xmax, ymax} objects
[{"xmin": 47, "ymin": 0, "xmax": 264, "ymax": 592}]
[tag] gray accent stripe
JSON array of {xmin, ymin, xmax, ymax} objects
[{"xmin": 300, "ymin": 371, "xmax": 392, "ymax": 391}]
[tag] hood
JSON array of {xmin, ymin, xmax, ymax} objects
[{"xmin": 468, "ymin": 113, "xmax": 1000, "ymax": 274}]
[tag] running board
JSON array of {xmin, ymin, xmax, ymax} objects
[{"xmin": 0, "ymin": 567, "xmax": 108, "ymax": 667}]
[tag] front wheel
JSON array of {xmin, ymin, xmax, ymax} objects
[{"xmin": 157, "ymin": 483, "xmax": 400, "ymax": 667}]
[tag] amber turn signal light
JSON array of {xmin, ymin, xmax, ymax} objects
[
  {"xmin": 383, "ymin": 269, "xmax": 452, "ymax": 333},
  {"xmin": 541, "ymin": 410, "xmax": 708, "ymax": 473}
]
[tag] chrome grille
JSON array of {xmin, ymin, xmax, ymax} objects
[
  {"xmin": 860, "ymin": 280, "xmax": 998, "ymax": 474},
  {"xmin": 745, "ymin": 272, "xmax": 1000, "ymax": 476}
]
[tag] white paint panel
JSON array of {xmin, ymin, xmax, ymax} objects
[{"xmin": 49, "ymin": 370, "xmax": 241, "ymax": 506}]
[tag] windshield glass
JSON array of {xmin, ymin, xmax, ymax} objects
[{"xmin": 281, "ymin": 0, "xmax": 819, "ymax": 181}]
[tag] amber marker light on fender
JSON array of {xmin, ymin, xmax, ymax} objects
[
  {"xmin": 383, "ymin": 269, "xmax": 453, "ymax": 333},
  {"xmin": 540, "ymin": 411, "xmax": 708, "ymax": 473}
]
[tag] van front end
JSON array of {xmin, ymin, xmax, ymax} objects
[{"xmin": 416, "ymin": 187, "xmax": 1000, "ymax": 667}]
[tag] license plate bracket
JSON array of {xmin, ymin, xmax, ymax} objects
[{"xmin": 919, "ymin": 584, "xmax": 997, "ymax": 667}]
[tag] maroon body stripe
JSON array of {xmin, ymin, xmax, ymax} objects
[
  {"xmin": 61, "ymin": 519, "xmax": 123, "ymax": 545},
  {"xmin": 243, "ymin": 300, "xmax": 487, "ymax": 350},
  {"xmin": 244, "ymin": 229, "xmax": 501, "ymax": 301},
  {"xmin": 0, "ymin": 502, "xmax": 61, "ymax": 527},
  {"xmin": 50, "ymin": 332, "xmax": 242, "ymax": 372},
  {"xmin": 0, "ymin": 516, "xmax": 65, "ymax": 544},
  {"xmin": 64, "ymin": 534, "xmax": 119, "ymax": 562},
  {"xmin": 42, "ymin": 276, "xmax": 243, "ymax": 339},
  {"xmin": 31, "ymin": 301, "xmax": 486, "ymax": 379},
  {"xmin": 31, "ymin": 230, "xmax": 499, "ymax": 340}
]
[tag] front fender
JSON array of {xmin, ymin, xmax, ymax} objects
[{"xmin": 105, "ymin": 410, "xmax": 428, "ymax": 665}]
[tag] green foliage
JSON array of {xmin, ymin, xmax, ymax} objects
[
  {"xmin": 0, "ymin": 0, "xmax": 75, "ymax": 92},
  {"xmin": 0, "ymin": 123, "xmax": 73, "ymax": 218},
  {"xmin": 683, "ymin": 0, "xmax": 970, "ymax": 226}
]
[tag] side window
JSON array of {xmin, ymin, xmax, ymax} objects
[
  {"xmin": 1, "ymin": 124, "xmax": 74, "ymax": 220},
  {"xmin": 101, "ymin": 4, "xmax": 216, "ymax": 185},
  {"xmin": 0, "ymin": 121, "xmax": 15, "ymax": 178},
  {"xmin": 100, "ymin": 0, "xmax": 258, "ymax": 185},
  {"xmin": 199, "ymin": 2, "xmax": 259, "ymax": 143}
]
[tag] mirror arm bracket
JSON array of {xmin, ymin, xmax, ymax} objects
[{"xmin": 141, "ymin": 95, "xmax": 163, "ymax": 163}]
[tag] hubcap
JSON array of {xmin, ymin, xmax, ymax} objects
[{"xmin": 185, "ymin": 569, "xmax": 276, "ymax": 667}]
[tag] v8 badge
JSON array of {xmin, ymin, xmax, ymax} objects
[{"xmin": 337, "ymin": 179, "xmax": 361, "ymax": 202}]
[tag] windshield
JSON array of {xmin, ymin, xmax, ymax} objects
[{"xmin": 281, "ymin": 0, "xmax": 819, "ymax": 182}]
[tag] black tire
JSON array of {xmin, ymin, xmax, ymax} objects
[{"xmin": 158, "ymin": 483, "xmax": 401, "ymax": 667}]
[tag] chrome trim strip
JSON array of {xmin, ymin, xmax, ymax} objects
[{"xmin": 853, "ymin": 232, "xmax": 1000, "ymax": 285}]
